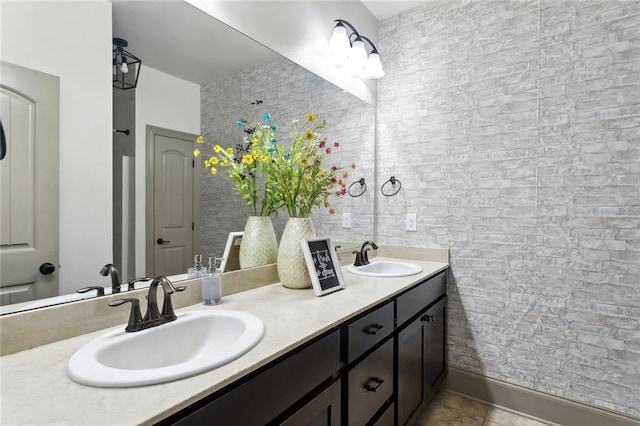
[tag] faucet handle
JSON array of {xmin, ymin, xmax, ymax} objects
[
  {"xmin": 109, "ymin": 298, "xmax": 143, "ymax": 332},
  {"xmin": 127, "ymin": 277, "xmax": 152, "ymax": 291},
  {"xmin": 77, "ymin": 286, "xmax": 105, "ymax": 297},
  {"xmin": 352, "ymin": 251, "xmax": 365, "ymax": 267},
  {"xmin": 161, "ymin": 285, "xmax": 187, "ymax": 319}
]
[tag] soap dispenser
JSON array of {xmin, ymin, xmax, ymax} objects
[
  {"xmin": 187, "ymin": 254, "xmax": 205, "ymax": 278},
  {"xmin": 202, "ymin": 256, "xmax": 222, "ymax": 306}
]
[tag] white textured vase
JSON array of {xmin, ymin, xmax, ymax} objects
[
  {"xmin": 239, "ymin": 216, "xmax": 278, "ymax": 269},
  {"xmin": 277, "ymin": 217, "xmax": 316, "ymax": 289}
]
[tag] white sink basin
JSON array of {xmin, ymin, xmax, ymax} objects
[
  {"xmin": 66, "ymin": 310, "xmax": 265, "ymax": 388},
  {"xmin": 347, "ymin": 260, "xmax": 423, "ymax": 277}
]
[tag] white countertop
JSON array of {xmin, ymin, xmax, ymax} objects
[{"xmin": 0, "ymin": 258, "xmax": 448, "ymax": 425}]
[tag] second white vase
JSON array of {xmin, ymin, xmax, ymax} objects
[{"xmin": 277, "ymin": 217, "xmax": 316, "ymax": 289}]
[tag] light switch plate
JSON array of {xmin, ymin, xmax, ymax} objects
[
  {"xmin": 342, "ymin": 212, "xmax": 352, "ymax": 228},
  {"xmin": 406, "ymin": 213, "xmax": 417, "ymax": 231}
]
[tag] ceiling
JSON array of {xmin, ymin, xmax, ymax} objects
[
  {"xmin": 360, "ymin": 1, "xmax": 426, "ymax": 20},
  {"xmin": 111, "ymin": 1, "xmax": 425, "ymax": 86}
]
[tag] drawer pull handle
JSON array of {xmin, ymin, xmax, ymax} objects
[
  {"xmin": 421, "ymin": 314, "xmax": 434, "ymax": 323},
  {"xmin": 365, "ymin": 323, "xmax": 384, "ymax": 335},
  {"xmin": 364, "ymin": 377, "xmax": 384, "ymax": 392}
]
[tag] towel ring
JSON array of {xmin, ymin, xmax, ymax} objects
[
  {"xmin": 348, "ymin": 178, "xmax": 367, "ymax": 197},
  {"xmin": 381, "ymin": 176, "xmax": 401, "ymax": 197}
]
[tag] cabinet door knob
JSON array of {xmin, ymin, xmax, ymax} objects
[
  {"xmin": 420, "ymin": 314, "xmax": 434, "ymax": 323},
  {"xmin": 364, "ymin": 377, "xmax": 384, "ymax": 392},
  {"xmin": 365, "ymin": 323, "xmax": 384, "ymax": 335},
  {"xmin": 156, "ymin": 238, "xmax": 171, "ymax": 245}
]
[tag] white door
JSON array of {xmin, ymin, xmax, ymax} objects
[
  {"xmin": 0, "ymin": 61, "xmax": 59, "ymax": 305},
  {"xmin": 146, "ymin": 127, "xmax": 199, "ymax": 277}
]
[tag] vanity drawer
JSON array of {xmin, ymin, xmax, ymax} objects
[
  {"xmin": 396, "ymin": 270, "xmax": 446, "ymax": 327},
  {"xmin": 171, "ymin": 330, "xmax": 341, "ymax": 426},
  {"xmin": 348, "ymin": 338, "xmax": 394, "ymax": 425},
  {"xmin": 347, "ymin": 301, "xmax": 394, "ymax": 363}
]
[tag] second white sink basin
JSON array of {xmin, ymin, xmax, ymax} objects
[
  {"xmin": 347, "ymin": 260, "xmax": 423, "ymax": 277},
  {"xmin": 66, "ymin": 310, "xmax": 265, "ymax": 388}
]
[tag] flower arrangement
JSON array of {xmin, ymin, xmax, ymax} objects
[
  {"xmin": 195, "ymin": 113, "xmax": 354, "ymax": 218},
  {"xmin": 194, "ymin": 126, "xmax": 279, "ymax": 216},
  {"xmin": 262, "ymin": 113, "xmax": 354, "ymax": 218}
]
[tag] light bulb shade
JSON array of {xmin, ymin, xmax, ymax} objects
[
  {"xmin": 348, "ymin": 39, "xmax": 368, "ymax": 72},
  {"xmin": 329, "ymin": 24, "xmax": 350, "ymax": 59},
  {"xmin": 363, "ymin": 52, "xmax": 385, "ymax": 79},
  {"xmin": 113, "ymin": 37, "xmax": 141, "ymax": 90}
]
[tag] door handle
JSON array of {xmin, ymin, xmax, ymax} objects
[
  {"xmin": 156, "ymin": 238, "xmax": 171, "ymax": 245},
  {"xmin": 39, "ymin": 262, "xmax": 56, "ymax": 275}
]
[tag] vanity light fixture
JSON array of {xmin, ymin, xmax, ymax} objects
[
  {"xmin": 329, "ymin": 19, "xmax": 385, "ymax": 79},
  {"xmin": 113, "ymin": 38, "xmax": 142, "ymax": 90}
]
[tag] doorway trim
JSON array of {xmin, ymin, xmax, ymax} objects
[{"xmin": 145, "ymin": 125, "xmax": 201, "ymax": 277}]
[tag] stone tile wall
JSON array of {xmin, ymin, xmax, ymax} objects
[{"xmin": 377, "ymin": 0, "xmax": 639, "ymax": 417}]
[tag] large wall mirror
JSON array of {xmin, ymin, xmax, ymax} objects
[{"xmin": 0, "ymin": 1, "xmax": 375, "ymax": 315}]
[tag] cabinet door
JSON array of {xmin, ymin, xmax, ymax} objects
[
  {"xmin": 424, "ymin": 296, "xmax": 447, "ymax": 400},
  {"xmin": 397, "ymin": 315, "xmax": 424, "ymax": 425},
  {"xmin": 170, "ymin": 331, "xmax": 341, "ymax": 426},
  {"xmin": 280, "ymin": 379, "xmax": 341, "ymax": 426}
]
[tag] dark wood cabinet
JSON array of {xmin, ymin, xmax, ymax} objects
[
  {"xmin": 166, "ymin": 331, "xmax": 341, "ymax": 426},
  {"xmin": 397, "ymin": 294, "xmax": 447, "ymax": 425},
  {"xmin": 160, "ymin": 268, "xmax": 448, "ymax": 426},
  {"xmin": 347, "ymin": 338, "xmax": 394, "ymax": 425},
  {"xmin": 281, "ymin": 379, "xmax": 341, "ymax": 426}
]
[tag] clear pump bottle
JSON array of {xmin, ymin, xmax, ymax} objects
[
  {"xmin": 187, "ymin": 254, "xmax": 205, "ymax": 278},
  {"xmin": 202, "ymin": 256, "xmax": 222, "ymax": 305}
]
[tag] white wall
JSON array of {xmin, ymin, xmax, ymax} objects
[
  {"xmin": 186, "ymin": 0, "xmax": 379, "ymax": 106},
  {"xmin": 1, "ymin": 1, "xmax": 113, "ymax": 295},
  {"xmin": 134, "ymin": 66, "xmax": 201, "ymax": 276}
]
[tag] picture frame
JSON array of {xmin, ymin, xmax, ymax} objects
[
  {"xmin": 300, "ymin": 236, "xmax": 346, "ymax": 297},
  {"xmin": 221, "ymin": 232, "xmax": 243, "ymax": 273}
]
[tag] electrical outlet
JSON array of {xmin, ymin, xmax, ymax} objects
[
  {"xmin": 342, "ymin": 212, "xmax": 352, "ymax": 229},
  {"xmin": 406, "ymin": 213, "xmax": 417, "ymax": 231}
]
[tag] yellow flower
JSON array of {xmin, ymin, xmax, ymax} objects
[
  {"xmin": 260, "ymin": 155, "xmax": 269, "ymax": 163},
  {"xmin": 209, "ymin": 157, "xmax": 219, "ymax": 165},
  {"xmin": 306, "ymin": 113, "xmax": 316, "ymax": 122},
  {"xmin": 193, "ymin": 148, "xmax": 200, "ymax": 157},
  {"xmin": 221, "ymin": 159, "xmax": 229, "ymax": 166},
  {"xmin": 251, "ymin": 138, "xmax": 258, "ymax": 146},
  {"xmin": 210, "ymin": 167, "xmax": 217, "ymax": 175},
  {"xmin": 213, "ymin": 145, "xmax": 222, "ymax": 153},
  {"xmin": 196, "ymin": 136, "xmax": 204, "ymax": 144},
  {"xmin": 305, "ymin": 129, "xmax": 314, "ymax": 140},
  {"xmin": 226, "ymin": 147, "xmax": 233, "ymax": 155},
  {"xmin": 242, "ymin": 154, "xmax": 255, "ymax": 165}
]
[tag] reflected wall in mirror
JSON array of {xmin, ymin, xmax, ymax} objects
[
  {"xmin": 199, "ymin": 55, "xmax": 375, "ymax": 259},
  {"xmin": 0, "ymin": 1, "xmax": 375, "ymax": 315}
]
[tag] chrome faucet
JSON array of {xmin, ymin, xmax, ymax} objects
[
  {"xmin": 109, "ymin": 276, "xmax": 186, "ymax": 332},
  {"xmin": 353, "ymin": 241, "xmax": 379, "ymax": 266},
  {"xmin": 100, "ymin": 263, "xmax": 121, "ymax": 294}
]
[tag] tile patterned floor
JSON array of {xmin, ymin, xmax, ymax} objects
[{"xmin": 409, "ymin": 391, "xmax": 552, "ymax": 426}]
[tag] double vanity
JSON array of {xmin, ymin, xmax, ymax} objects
[{"xmin": 0, "ymin": 247, "xmax": 448, "ymax": 425}]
